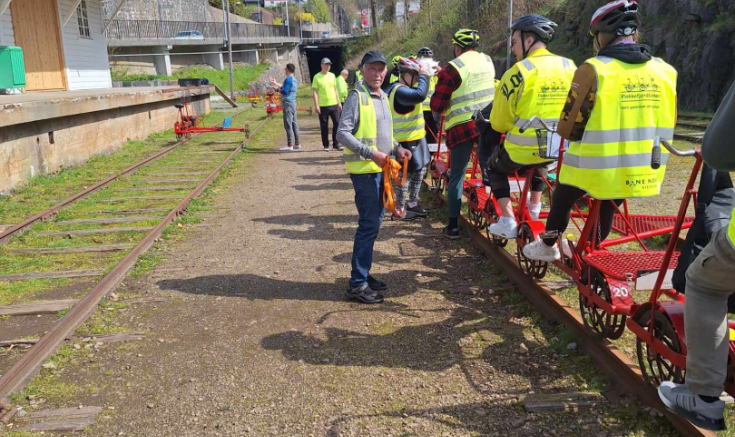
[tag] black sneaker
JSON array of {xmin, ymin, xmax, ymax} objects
[
  {"xmin": 333, "ymin": 145, "xmax": 344, "ymax": 151},
  {"xmin": 406, "ymin": 204, "xmax": 429, "ymax": 217},
  {"xmin": 367, "ymin": 275, "xmax": 388, "ymax": 291},
  {"xmin": 345, "ymin": 284, "xmax": 384, "ymax": 304},
  {"xmin": 390, "ymin": 210, "xmax": 419, "ymax": 221},
  {"xmin": 443, "ymin": 226, "xmax": 460, "ymax": 240}
]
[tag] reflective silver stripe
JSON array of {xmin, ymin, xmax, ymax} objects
[
  {"xmin": 394, "ymin": 113, "xmax": 424, "ymax": 122},
  {"xmin": 595, "ymin": 56, "xmax": 614, "ymax": 65},
  {"xmin": 449, "ymin": 87, "xmax": 495, "ymax": 106},
  {"xmin": 343, "ymin": 153, "xmax": 371, "ymax": 162},
  {"xmin": 446, "ymin": 102, "xmax": 494, "ymax": 120},
  {"xmin": 343, "ymin": 137, "xmax": 377, "ymax": 148},
  {"xmin": 394, "ymin": 124, "xmax": 425, "ymax": 134},
  {"xmin": 513, "ymin": 117, "xmax": 559, "ymax": 129},
  {"xmin": 505, "ymin": 133, "xmax": 539, "ymax": 146},
  {"xmin": 562, "ymin": 58, "xmax": 571, "ymax": 69},
  {"xmin": 453, "ymin": 58, "xmax": 465, "ymax": 68},
  {"xmin": 343, "ymin": 143, "xmax": 378, "ymax": 161},
  {"xmin": 521, "ymin": 59, "xmax": 534, "ymax": 71},
  {"xmin": 581, "ymin": 127, "xmax": 675, "ymax": 144},
  {"xmin": 563, "ymin": 152, "xmax": 670, "ymax": 170}
]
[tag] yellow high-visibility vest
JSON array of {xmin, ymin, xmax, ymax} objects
[
  {"xmin": 445, "ymin": 50, "xmax": 496, "ymax": 131},
  {"xmin": 423, "ymin": 75, "xmax": 438, "ymax": 107},
  {"xmin": 389, "ymin": 84, "xmax": 426, "ymax": 142},
  {"xmin": 343, "ymin": 83, "xmax": 393, "ymax": 174},
  {"xmin": 559, "ymin": 56, "xmax": 678, "ymax": 199},
  {"xmin": 503, "ymin": 52, "xmax": 576, "ymax": 165},
  {"xmin": 728, "ymin": 210, "xmax": 735, "ymax": 247}
]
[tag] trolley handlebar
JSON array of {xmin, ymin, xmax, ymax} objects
[
  {"xmin": 651, "ymin": 136, "xmax": 696, "ymax": 169},
  {"xmin": 518, "ymin": 116, "xmax": 556, "ymax": 134}
]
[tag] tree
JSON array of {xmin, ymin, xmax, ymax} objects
[{"xmin": 308, "ymin": 0, "xmax": 332, "ymax": 23}]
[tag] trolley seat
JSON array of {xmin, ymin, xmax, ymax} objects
[{"xmin": 584, "ymin": 251, "xmax": 680, "ymax": 283}]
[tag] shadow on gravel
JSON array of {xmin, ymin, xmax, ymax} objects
[
  {"xmin": 300, "ymin": 174, "xmax": 349, "ymax": 181},
  {"xmin": 290, "ymin": 182, "xmax": 353, "ymax": 192},
  {"xmin": 156, "ymin": 268, "xmax": 435, "ymax": 302},
  {"xmin": 252, "ymin": 213, "xmax": 356, "ymax": 226},
  {"xmin": 281, "ymin": 156, "xmax": 343, "ymax": 166}
]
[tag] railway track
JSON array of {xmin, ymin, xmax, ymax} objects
[
  {"xmin": 0, "ymin": 109, "xmax": 272, "ymax": 407},
  {"xmin": 674, "ymin": 114, "xmax": 711, "ymax": 143},
  {"xmin": 428, "ymin": 187, "xmax": 717, "ymax": 437}
]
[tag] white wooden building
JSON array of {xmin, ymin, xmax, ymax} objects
[{"xmin": 0, "ymin": 0, "xmax": 112, "ymax": 91}]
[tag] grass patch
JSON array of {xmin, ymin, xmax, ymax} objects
[{"xmin": 111, "ymin": 64, "xmax": 269, "ymax": 93}]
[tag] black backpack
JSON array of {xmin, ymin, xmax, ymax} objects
[{"xmin": 673, "ymin": 164, "xmax": 735, "ymax": 309}]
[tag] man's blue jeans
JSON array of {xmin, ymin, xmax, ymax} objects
[
  {"xmin": 349, "ymin": 172, "xmax": 385, "ymax": 288},
  {"xmin": 447, "ymin": 140, "xmax": 475, "ymax": 219}
]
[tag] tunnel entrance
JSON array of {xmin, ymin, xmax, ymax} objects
[{"xmin": 303, "ymin": 45, "xmax": 344, "ymax": 82}]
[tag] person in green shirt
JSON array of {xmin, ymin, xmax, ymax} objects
[
  {"xmin": 312, "ymin": 58, "xmax": 343, "ymax": 151},
  {"xmin": 337, "ymin": 69, "xmax": 349, "ymax": 103}
]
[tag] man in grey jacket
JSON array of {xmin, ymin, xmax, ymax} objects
[
  {"xmin": 659, "ymin": 81, "xmax": 735, "ymax": 431},
  {"xmin": 337, "ymin": 50, "xmax": 412, "ymax": 304}
]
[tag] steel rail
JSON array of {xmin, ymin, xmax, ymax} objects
[
  {"xmin": 0, "ymin": 116, "xmax": 271, "ymax": 400},
  {"xmin": 429, "ymin": 186, "xmax": 716, "ymax": 437},
  {"xmin": 0, "ymin": 107, "xmax": 249, "ymax": 244}
]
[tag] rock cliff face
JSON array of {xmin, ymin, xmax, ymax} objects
[{"xmin": 551, "ymin": 0, "xmax": 735, "ymax": 111}]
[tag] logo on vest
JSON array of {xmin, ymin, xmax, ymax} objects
[
  {"xmin": 538, "ymin": 79, "xmax": 568, "ymax": 102},
  {"xmin": 620, "ymin": 75, "xmax": 661, "ymax": 111}
]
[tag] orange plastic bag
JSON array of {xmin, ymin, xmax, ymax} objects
[{"xmin": 382, "ymin": 156, "xmax": 409, "ymax": 217}]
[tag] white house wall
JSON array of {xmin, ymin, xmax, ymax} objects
[
  {"xmin": 58, "ymin": 0, "xmax": 112, "ymax": 90},
  {"xmin": 0, "ymin": 5, "xmax": 14, "ymax": 46}
]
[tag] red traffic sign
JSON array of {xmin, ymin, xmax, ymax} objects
[
  {"xmin": 361, "ymin": 9, "xmax": 368, "ymax": 16},
  {"xmin": 362, "ymin": 19, "xmax": 368, "ymax": 26}
]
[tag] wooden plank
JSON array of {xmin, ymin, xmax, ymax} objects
[
  {"xmin": 0, "ymin": 270, "xmax": 103, "ymax": 282},
  {"xmin": 117, "ymin": 186, "xmax": 193, "ymax": 192},
  {"xmin": 97, "ymin": 208, "xmax": 170, "ymax": 215},
  {"xmin": 10, "ymin": 244, "xmax": 135, "ymax": 255},
  {"xmin": 0, "ymin": 299, "xmax": 78, "ymax": 316},
  {"xmin": 1, "ymin": 332, "xmax": 146, "ymax": 348},
  {"xmin": 213, "ymin": 83, "xmax": 238, "ymax": 107},
  {"xmin": 522, "ymin": 392, "xmax": 606, "ymax": 413},
  {"xmin": 19, "ymin": 406, "xmax": 103, "ymax": 432},
  {"xmin": 99, "ymin": 196, "xmax": 182, "ymax": 202},
  {"xmin": 53, "ymin": 217, "xmax": 160, "ymax": 226},
  {"xmin": 140, "ymin": 179, "xmax": 203, "ymax": 184},
  {"xmin": 37, "ymin": 227, "xmax": 154, "ymax": 237}
]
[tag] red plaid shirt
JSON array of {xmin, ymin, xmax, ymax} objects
[{"xmin": 430, "ymin": 62, "xmax": 479, "ymax": 149}]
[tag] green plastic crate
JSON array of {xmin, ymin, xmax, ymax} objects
[{"xmin": 0, "ymin": 46, "xmax": 26, "ymax": 89}]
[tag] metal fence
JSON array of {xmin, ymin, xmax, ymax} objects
[{"xmin": 104, "ymin": 20, "xmax": 293, "ymax": 41}]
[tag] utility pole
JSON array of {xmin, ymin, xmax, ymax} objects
[
  {"xmin": 298, "ymin": 0, "xmax": 302, "ymax": 42},
  {"xmin": 226, "ymin": 0, "xmax": 235, "ymax": 99},
  {"xmin": 286, "ymin": 0, "xmax": 290, "ymax": 36},
  {"xmin": 506, "ymin": 0, "xmax": 513, "ymax": 70}
]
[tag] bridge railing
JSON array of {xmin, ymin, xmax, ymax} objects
[{"xmin": 104, "ymin": 20, "xmax": 293, "ymax": 41}]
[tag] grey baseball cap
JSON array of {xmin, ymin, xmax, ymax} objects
[
  {"xmin": 359, "ymin": 50, "xmax": 387, "ymax": 67},
  {"xmin": 321, "ymin": 57, "xmax": 332, "ymax": 64}
]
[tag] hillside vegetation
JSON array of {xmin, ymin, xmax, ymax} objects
[{"xmin": 361, "ymin": 0, "xmax": 735, "ymax": 111}]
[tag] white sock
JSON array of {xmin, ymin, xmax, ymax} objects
[{"xmin": 529, "ymin": 203, "xmax": 542, "ymax": 219}]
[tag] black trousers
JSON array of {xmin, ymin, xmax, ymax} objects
[
  {"xmin": 543, "ymin": 184, "xmax": 623, "ymax": 246},
  {"xmin": 319, "ymin": 105, "xmax": 341, "ymax": 149},
  {"xmin": 486, "ymin": 148, "xmax": 545, "ymax": 200},
  {"xmin": 423, "ymin": 111, "xmax": 439, "ymax": 143}
]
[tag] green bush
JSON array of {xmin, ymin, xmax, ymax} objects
[{"xmin": 111, "ymin": 64, "xmax": 269, "ymax": 92}]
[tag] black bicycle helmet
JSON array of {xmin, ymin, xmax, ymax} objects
[
  {"xmin": 511, "ymin": 14, "xmax": 557, "ymax": 43},
  {"xmin": 590, "ymin": 0, "xmax": 640, "ymax": 36},
  {"xmin": 417, "ymin": 47, "xmax": 433, "ymax": 58},
  {"xmin": 452, "ymin": 29, "xmax": 480, "ymax": 49}
]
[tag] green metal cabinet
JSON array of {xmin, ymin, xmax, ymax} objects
[{"xmin": 0, "ymin": 46, "xmax": 26, "ymax": 89}]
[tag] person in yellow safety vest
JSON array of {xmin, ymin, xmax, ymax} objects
[
  {"xmin": 336, "ymin": 50, "xmax": 413, "ymax": 304},
  {"xmin": 657, "ymin": 81, "xmax": 735, "ymax": 433},
  {"xmin": 524, "ymin": 0, "xmax": 678, "ymax": 261},
  {"xmin": 386, "ymin": 57, "xmax": 432, "ymax": 221},
  {"xmin": 417, "ymin": 46, "xmax": 440, "ymax": 142},
  {"xmin": 354, "ymin": 69, "xmax": 363, "ymax": 88},
  {"xmin": 486, "ymin": 14, "xmax": 576, "ymax": 239},
  {"xmin": 430, "ymin": 29, "xmax": 496, "ymax": 239},
  {"xmin": 382, "ymin": 55, "xmax": 403, "ymax": 92},
  {"xmin": 337, "ymin": 69, "xmax": 349, "ymax": 103}
]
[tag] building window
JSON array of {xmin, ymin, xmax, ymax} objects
[{"xmin": 77, "ymin": 0, "xmax": 91, "ymax": 38}]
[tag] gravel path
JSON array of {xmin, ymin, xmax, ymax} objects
[{"xmin": 41, "ymin": 114, "xmax": 666, "ymax": 437}]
